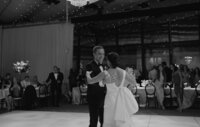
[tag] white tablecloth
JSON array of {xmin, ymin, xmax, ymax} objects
[
  {"xmin": 0, "ymin": 88, "xmax": 10, "ymax": 99},
  {"xmin": 136, "ymin": 86, "xmax": 197, "ymax": 108}
]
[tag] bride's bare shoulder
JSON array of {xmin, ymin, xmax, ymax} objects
[
  {"xmin": 116, "ymin": 67, "xmax": 125, "ymax": 72},
  {"xmin": 116, "ymin": 67, "xmax": 125, "ymax": 76}
]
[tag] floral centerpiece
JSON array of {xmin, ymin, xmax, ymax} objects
[
  {"xmin": 141, "ymin": 80, "xmax": 152, "ymax": 87},
  {"xmin": 13, "ymin": 60, "xmax": 30, "ymax": 73}
]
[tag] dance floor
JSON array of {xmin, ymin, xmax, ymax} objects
[{"xmin": 0, "ymin": 110, "xmax": 200, "ymax": 127}]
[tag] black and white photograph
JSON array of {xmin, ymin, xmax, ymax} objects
[{"xmin": 0, "ymin": 0, "xmax": 200, "ymax": 127}]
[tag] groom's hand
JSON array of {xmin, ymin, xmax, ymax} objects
[{"xmin": 86, "ymin": 71, "xmax": 92, "ymax": 78}]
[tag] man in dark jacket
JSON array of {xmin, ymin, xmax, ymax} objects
[
  {"xmin": 86, "ymin": 46, "xmax": 106, "ymax": 127},
  {"xmin": 46, "ymin": 66, "xmax": 63, "ymax": 107}
]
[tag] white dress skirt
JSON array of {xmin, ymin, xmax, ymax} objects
[{"xmin": 103, "ymin": 71, "xmax": 139, "ymax": 127}]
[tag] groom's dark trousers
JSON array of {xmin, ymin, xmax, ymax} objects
[{"xmin": 86, "ymin": 60, "xmax": 106, "ymax": 127}]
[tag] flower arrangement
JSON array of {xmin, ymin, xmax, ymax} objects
[
  {"xmin": 13, "ymin": 60, "xmax": 30, "ymax": 73},
  {"xmin": 141, "ymin": 80, "xmax": 152, "ymax": 87}
]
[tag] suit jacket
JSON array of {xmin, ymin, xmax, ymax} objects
[
  {"xmin": 46, "ymin": 72, "xmax": 64, "ymax": 87},
  {"xmin": 86, "ymin": 60, "xmax": 106, "ymax": 98}
]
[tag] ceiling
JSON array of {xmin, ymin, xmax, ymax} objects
[
  {"xmin": 0, "ymin": 0, "xmax": 199, "ymax": 25},
  {"xmin": 0, "ymin": 0, "xmax": 199, "ymax": 46}
]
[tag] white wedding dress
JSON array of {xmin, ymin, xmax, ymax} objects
[{"xmin": 103, "ymin": 70, "xmax": 139, "ymax": 127}]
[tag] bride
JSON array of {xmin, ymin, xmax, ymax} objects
[{"xmin": 86, "ymin": 52, "xmax": 139, "ymax": 127}]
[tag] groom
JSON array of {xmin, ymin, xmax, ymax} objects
[{"xmin": 86, "ymin": 46, "xmax": 106, "ymax": 127}]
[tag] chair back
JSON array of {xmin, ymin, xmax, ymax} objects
[
  {"xmin": 164, "ymin": 83, "xmax": 172, "ymax": 97},
  {"xmin": 80, "ymin": 85, "xmax": 87, "ymax": 95},
  {"xmin": 145, "ymin": 83, "xmax": 156, "ymax": 96},
  {"xmin": 39, "ymin": 84, "xmax": 47, "ymax": 97}
]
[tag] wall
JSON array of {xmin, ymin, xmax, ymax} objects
[{"xmin": 1, "ymin": 23, "xmax": 74, "ymax": 86}]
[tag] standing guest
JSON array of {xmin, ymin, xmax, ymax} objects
[
  {"xmin": 170, "ymin": 64, "xmax": 178, "ymax": 87},
  {"xmin": 58, "ymin": 67, "xmax": 64, "ymax": 103},
  {"xmin": 193, "ymin": 67, "xmax": 200, "ymax": 86},
  {"xmin": 68, "ymin": 69, "xmax": 76, "ymax": 92},
  {"xmin": 134, "ymin": 69, "xmax": 143, "ymax": 85},
  {"xmin": 23, "ymin": 85, "xmax": 37, "ymax": 110},
  {"xmin": 46, "ymin": 66, "xmax": 64, "ymax": 107},
  {"xmin": 154, "ymin": 64, "xmax": 166, "ymax": 110},
  {"xmin": 21, "ymin": 75, "xmax": 31, "ymax": 90},
  {"xmin": 68, "ymin": 68, "xmax": 76, "ymax": 103},
  {"xmin": 182, "ymin": 65, "xmax": 190, "ymax": 86},
  {"xmin": 162, "ymin": 61, "xmax": 172, "ymax": 83},
  {"xmin": 173, "ymin": 64, "xmax": 184, "ymax": 112},
  {"xmin": 77, "ymin": 65, "xmax": 86, "ymax": 87},
  {"xmin": 148, "ymin": 66, "xmax": 157, "ymax": 83},
  {"xmin": 86, "ymin": 46, "xmax": 106, "ymax": 127}
]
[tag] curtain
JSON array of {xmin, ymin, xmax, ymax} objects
[
  {"xmin": 0, "ymin": 26, "xmax": 2, "ymax": 75},
  {"xmin": 2, "ymin": 23, "xmax": 74, "ymax": 85}
]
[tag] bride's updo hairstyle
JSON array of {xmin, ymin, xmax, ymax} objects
[{"xmin": 107, "ymin": 52, "xmax": 119, "ymax": 68}]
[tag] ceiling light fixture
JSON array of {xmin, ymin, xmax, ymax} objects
[{"xmin": 66, "ymin": 0, "xmax": 99, "ymax": 7}]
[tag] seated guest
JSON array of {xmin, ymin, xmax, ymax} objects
[
  {"xmin": 7, "ymin": 77, "xmax": 23, "ymax": 110},
  {"xmin": 3, "ymin": 73, "xmax": 12, "ymax": 88},
  {"xmin": 126, "ymin": 67, "xmax": 137, "ymax": 89},
  {"xmin": 72, "ymin": 67, "xmax": 85, "ymax": 105},
  {"xmin": 23, "ymin": 85, "xmax": 37, "ymax": 110},
  {"xmin": 31, "ymin": 75, "xmax": 41, "ymax": 87},
  {"xmin": 21, "ymin": 75, "xmax": 31, "ymax": 89},
  {"xmin": 10, "ymin": 77, "xmax": 23, "ymax": 97}
]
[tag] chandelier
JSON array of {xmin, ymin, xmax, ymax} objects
[{"xmin": 67, "ymin": 0, "xmax": 99, "ymax": 7}]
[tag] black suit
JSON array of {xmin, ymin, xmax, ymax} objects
[
  {"xmin": 86, "ymin": 60, "xmax": 106, "ymax": 127},
  {"xmin": 46, "ymin": 72, "xmax": 64, "ymax": 106}
]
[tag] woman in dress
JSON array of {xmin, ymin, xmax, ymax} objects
[
  {"xmin": 86, "ymin": 52, "xmax": 138, "ymax": 127},
  {"xmin": 154, "ymin": 64, "xmax": 166, "ymax": 110},
  {"xmin": 172, "ymin": 64, "xmax": 184, "ymax": 112}
]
